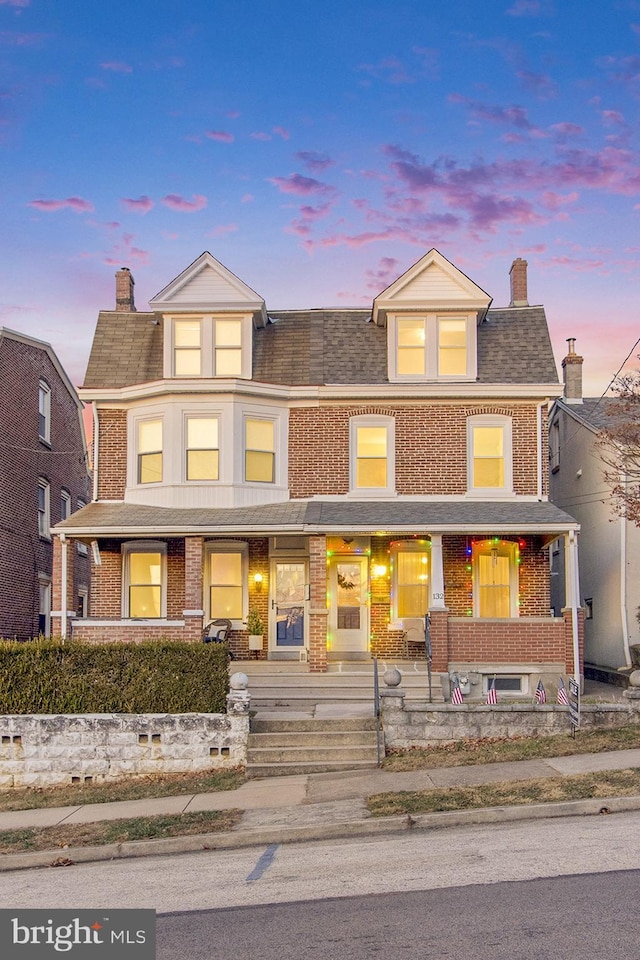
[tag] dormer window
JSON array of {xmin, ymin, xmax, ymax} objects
[
  {"xmin": 166, "ymin": 314, "xmax": 252, "ymax": 379},
  {"xmin": 174, "ymin": 319, "xmax": 201, "ymax": 376},
  {"xmin": 389, "ymin": 313, "xmax": 475, "ymax": 381},
  {"xmin": 214, "ymin": 318, "xmax": 243, "ymax": 376}
]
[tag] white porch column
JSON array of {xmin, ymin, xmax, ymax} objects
[
  {"xmin": 60, "ymin": 534, "xmax": 68, "ymax": 640},
  {"xmin": 566, "ymin": 530, "xmax": 581, "ymax": 683},
  {"xmin": 430, "ymin": 534, "xmax": 446, "ymax": 609}
]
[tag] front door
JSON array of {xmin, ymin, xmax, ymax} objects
[
  {"xmin": 271, "ymin": 561, "xmax": 306, "ymax": 651},
  {"xmin": 329, "ymin": 556, "xmax": 369, "ymax": 655}
]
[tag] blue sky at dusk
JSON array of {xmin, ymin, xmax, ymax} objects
[{"xmin": 1, "ymin": 0, "xmax": 639, "ymax": 393}]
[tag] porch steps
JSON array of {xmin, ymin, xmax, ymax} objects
[
  {"xmin": 237, "ymin": 660, "xmax": 445, "ymax": 708},
  {"xmin": 246, "ymin": 716, "xmax": 379, "ymax": 777}
]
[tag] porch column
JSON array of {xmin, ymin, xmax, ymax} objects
[
  {"xmin": 183, "ymin": 536, "xmax": 204, "ymax": 643},
  {"xmin": 308, "ymin": 535, "xmax": 328, "ymax": 673},
  {"xmin": 430, "ymin": 534, "xmax": 446, "ymax": 609},
  {"xmin": 51, "ymin": 534, "xmax": 74, "ymax": 639},
  {"xmin": 564, "ymin": 530, "xmax": 582, "ymax": 685}
]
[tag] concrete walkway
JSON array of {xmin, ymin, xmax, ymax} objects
[{"xmin": 2, "ymin": 746, "xmax": 640, "ymax": 871}]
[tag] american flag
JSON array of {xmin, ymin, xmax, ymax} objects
[
  {"xmin": 535, "ymin": 679, "xmax": 547, "ymax": 704},
  {"xmin": 557, "ymin": 677, "xmax": 569, "ymax": 705},
  {"xmin": 451, "ymin": 677, "xmax": 464, "ymax": 705},
  {"xmin": 486, "ymin": 676, "xmax": 498, "ymax": 705}
]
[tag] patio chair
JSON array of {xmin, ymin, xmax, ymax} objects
[{"xmin": 202, "ymin": 618, "xmax": 234, "ymax": 658}]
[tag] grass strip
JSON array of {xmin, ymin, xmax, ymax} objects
[
  {"xmin": 382, "ymin": 725, "xmax": 640, "ymax": 771},
  {"xmin": 367, "ymin": 767, "xmax": 640, "ymax": 817},
  {"xmin": 0, "ymin": 768, "xmax": 245, "ymax": 813},
  {"xmin": 0, "ymin": 808, "xmax": 243, "ymax": 855}
]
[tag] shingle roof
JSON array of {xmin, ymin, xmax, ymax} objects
[
  {"xmin": 56, "ymin": 498, "xmax": 577, "ymax": 535},
  {"xmin": 558, "ymin": 397, "xmax": 625, "ymax": 432},
  {"xmin": 82, "ymin": 305, "xmax": 559, "ymax": 389}
]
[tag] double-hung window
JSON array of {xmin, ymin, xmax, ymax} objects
[
  {"xmin": 438, "ymin": 318, "xmax": 467, "ymax": 376},
  {"xmin": 124, "ymin": 542, "xmax": 166, "ymax": 619},
  {"xmin": 473, "ymin": 539, "xmax": 518, "ymax": 618},
  {"xmin": 76, "ymin": 499, "xmax": 89, "ymax": 555},
  {"xmin": 350, "ymin": 416, "xmax": 395, "ymax": 495},
  {"xmin": 174, "ymin": 319, "xmax": 201, "ymax": 376},
  {"xmin": 37, "ymin": 479, "xmax": 50, "ymax": 538},
  {"xmin": 60, "ymin": 489, "xmax": 71, "ymax": 522},
  {"xmin": 245, "ymin": 418, "xmax": 275, "ymax": 483},
  {"xmin": 391, "ymin": 314, "xmax": 474, "ymax": 381},
  {"xmin": 392, "ymin": 541, "xmax": 431, "ymax": 619},
  {"xmin": 467, "ymin": 415, "xmax": 513, "ymax": 495},
  {"xmin": 208, "ymin": 545, "xmax": 247, "ymax": 622},
  {"xmin": 38, "ymin": 380, "xmax": 51, "ymax": 443},
  {"xmin": 214, "ymin": 319, "xmax": 243, "ymax": 376},
  {"xmin": 186, "ymin": 417, "xmax": 219, "ymax": 481},
  {"xmin": 137, "ymin": 419, "xmax": 163, "ymax": 484}
]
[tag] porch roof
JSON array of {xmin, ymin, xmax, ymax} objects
[{"xmin": 55, "ymin": 498, "xmax": 579, "ymax": 538}]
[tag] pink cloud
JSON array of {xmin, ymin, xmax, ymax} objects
[
  {"xmin": 295, "ymin": 151, "xmax": 334, "ymax": 172},
  {"xmin": 250, "ymin": 131, "xmax": 272, "ymax": 141},
  {"xmin": 601, "ymin": 110, "xmax": 625, "ymax": 126},
  {"xmin": 100, "ymin": 61, "xmax": 133, "ymax": 73},
  {"xmin": 161, "ymin": 193, "xmax": 208, "ymax": 212},
  {"xmin": 268, "ymin": 173, "xmax": 335, "ymax": 196},
  {"xmin": 121, "ymin": 196, "xmax": 154, "ymax": 214},
  {"xmin": 241, "ymin": 193, "xmax": 255, "ymax": 203},
  {"xmin": 365, "ymin": 256, "xmax": 400, "ymax": 291},
  {"xmin": 449, "ymin": 93, "xmax": 534, "ymax": 130},
  {"xmin": 506, "ymin": 0, "xmax": 544, "ymax": 15},
  {"xmin": 273, "ymin": 126, "xmax": 290, "ymax": 140},
  {"xmin": 357, "ymin": 57, "xmax": 414, "ymax": 85},
  {"xmin": 516, "ymin": 70, "xmax": 558, "ymax": 100},
  {"xmin": 549, "ymin": 122, "xmax": 584, "ymax": 138},
  {"xmin": 206, "ymin": 223, "xmax": 238, "ymax": 238},
  {"xmin": 287, "ymin": 201, "xmax": 335, "ymax": 237},
  {"xmin": 205, "ymin": 130, "xmax": 234, "ymax": 143},
  {"xmin": 28, "ymin": 197, "xmax": 94, "ymax": 213},
  {"xmin": 0, "ymin": 0, "xmax": 30, "ymax": 6},
  {"xmin": 226, "ymin": 110, "xmax": 240, "ymax": 119},
  {"xmin": 0, "ymin": 31, "xmax": 45, "ymax": 46},
  {"xmin": 539, "ymin": 191, "xmax": 579, "ymax": 211}
]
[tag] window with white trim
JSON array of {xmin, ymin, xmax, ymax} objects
[
  {"xmin": 206, "ymin": 543, "xmax": 248, "ymax": 623},
  {"xmin": 472, "ymin": 539, "xmax": 518, "ymax": 618},
  {"xmin": 38, "ymin": 380, "xmax": 51, "ymax": 443},
  {"xmin": 391, "ymin": 541, "xmax": 431, "ymax": 619},
  {"xmin": 467, "ymin": 415, "xmax": 513, "ymax": 495},
  {"xmin": 349, "ymin": 416, "xmax": 395, "ymax": 495},
  {"xmin": 186, "ymin": 417, "xmax": 219, "ymax": 481},
  {"xmin": 389, "ymin": 314, "xmax": 475, "ymax": 381},
  {"xmin": 76, "ymin": 499, "xmax": 89, "ymax": 555},
  {"xmin": 245, "ymin": 418, "xmax": 275, "ymax": 483},
  {"xmin": 174, "ymin": 319, "xmax": 201, "ymax": 376},
  {"xmin": 37, "ymin": 479, "xmax": 50, "ymax": 538},
  {"xmin": 38, "ymin": 578, "xmax": 51, "ymax": 636},
  {"xmin": 77, "ymin": 586, "xmax": 89, "ymax": 618},
  {"xmin": 550, "ymin": 418, "xmax": 560, "ymax": 472},
  {"xmin": 123, "ymin": 542, "xmax": 166, "ymax": 619},
  {"xmin": 137, "ymin": 419, "xmax": 163, "ymax": 484},
  {"xmin": 214, "ymin": 318, "xmax": 243, "ymax": 376},
  {"xmin": 60, "ymin": 489, "xmax": 71, "ymax": 522}
]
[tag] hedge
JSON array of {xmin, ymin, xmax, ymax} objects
[{"xmin": 0, "ymin": 638, "xmax": 230, "ymax": 714}]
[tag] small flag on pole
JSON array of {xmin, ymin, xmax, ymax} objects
[
  {"xmin": 450, "ymin": 676, "xmax": 464, "ymax": 705},
  {"xmin": 535, "ymin": 679, "xmax": 547, "ymax": 704},
  {"xmin": 557, "ymin": 677, "xmax": 569, "ymax": 705},
  {"xmin": 486, "ymin": 676, "xmax": 498, "ymax": 705}
]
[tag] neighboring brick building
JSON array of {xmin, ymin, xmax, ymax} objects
[
  {"xmin": 54, "ymin": 250, "xmax": 582, "ymax": 692},
  {"xmin": 0, "ymin": 328, "xmax": 91, "ymax": 639}
]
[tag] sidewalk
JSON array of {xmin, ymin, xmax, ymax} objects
[{"xmin": 2, "ymin": 746, "xmax": 640, "ymax": 872}]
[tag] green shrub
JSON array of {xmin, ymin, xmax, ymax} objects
[{"xmin": 0, "ymin": 638, "xmax": 229, "ymax": 714}]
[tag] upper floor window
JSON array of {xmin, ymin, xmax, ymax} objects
[
  {"xmin": 389, "ymin": 314, "xmax": 475, "ymax": 382},
  {"xmin": 60, "ymin": 489, "xmax": 71, "ymax": 522},
  {"xmin": 214, "ymin": 319, "xmax": 243, "ymax": 376},
  {"xmin": 245, "ymin": 418, "xmax": 275, "ymax": 483},
  {"xmin": 123, "ymin": 542, "xmax": 166, "ymax": 618},
  {"xmin": 550, "ymin": 418, "xmax": 560, "ymax": 472},
  {"xmin": 174, "ymin": 319, "xmax": 201, "ymax": 376},
  {"xmin": 349, "ymin": 416, "xmax": 395, "ymax": 495},
  {"xmin": 391, "ymin": 540, "xmax": 431, "ymax": 619},
  {"xmin": 186, "ymin": 417, "xmax": 219, "ymax": 481},
  {"xmin": 37, "ymin": 479, "xmax": 50, "ymax": 538},
  {"xmin": 38, "ymin": 380, "xmax": 51, "ymax": 443},
  {"xmin": 137, "ymin": 419, "xmax": 163, "ymax": 484},
  {"xmin": 467, "ymin": 415, "xmax": 513, "ymax": 496},
  {"xmin": 76, "ymin": 498, "xmax": 89, "ymax": 555},
  {"xmin": 472, "ymin": 539, "xmax": 518, "ymax": 618}
]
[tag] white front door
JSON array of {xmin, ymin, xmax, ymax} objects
[{"xmin": 329, "ymin": 556, "xmax": 369, "ymax": 654}]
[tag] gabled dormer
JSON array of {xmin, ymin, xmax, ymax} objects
[
  {"xmin": 372, "ymin": 249, "xmax": 492, "ymax": 383},
  {"xmin": 149, "ymin": 252, "xmax": 267, "ymax": 381}
]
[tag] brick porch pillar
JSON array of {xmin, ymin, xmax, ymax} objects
[
  {"xmin": 51, "ymin": 535, "xmax": 75, "ymax": 639},
  {"xmin": 183, "ymin": 536, "xmax": 204, "ymax": 643},
  {"xmin": 563, "ymin": 606, "xmax": 584, "ymax": 679},
  {"xmin": 308, "ymin": 535, "xmax": 328, "ymax": 673},
  {"xmin": 428, "ymin": 607, "xmax": 449, "ymax": 671}
]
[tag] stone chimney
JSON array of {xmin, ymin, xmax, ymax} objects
[
  {"xmin": 509, "ymin": 258, "xmax": 528, "ymax": 307},
  {"xmin": 562, "ymin": 337, "xmax": 583, "ymax": 404},
  {"xmin": 115, "ymin": 267, "xmax": 136, "ymax": 312}
]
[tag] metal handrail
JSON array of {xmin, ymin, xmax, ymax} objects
[{"xmin": 373, "ymin": 657, "xmax": 382, "ymax": 766}]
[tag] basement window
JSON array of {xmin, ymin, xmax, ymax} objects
[{"xmin": 485, "ymin": 675, "xmax": 523, "ymax": 694}]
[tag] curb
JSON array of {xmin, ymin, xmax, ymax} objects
[{"xmin": 2, "ymin": 793, "xmax": 640, "ymax": 873}]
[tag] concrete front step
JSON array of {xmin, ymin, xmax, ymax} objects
[
  {"xmin": 246, "ymin": 715, "xmax": 381, "ymax": 776},
  {"xmin": 247, "ymin": 759, "xmax": 379, "ymax": 778},
  {"xmin": 247, "ymin": 744, "xmax": 379, "ymax": 764},
  {"xmin": 248, "ymin": 730, "xmax": 377, "ymax": 747},
  {"xmin": 250, "ymin": 717, "xmax": 377, "ymax": 733}
]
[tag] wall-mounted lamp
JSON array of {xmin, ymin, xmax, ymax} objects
[
  {"xmin": 373, "ymin": 564, "xmax": 387, "ymax": 578},
  {"xmin": 253, "ymin": 572, "xmax": 264, "ymax": 590}
]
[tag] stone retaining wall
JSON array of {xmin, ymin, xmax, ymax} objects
[
  {"xmin": 380, "ymin": 688, "xmax": 640, "ymax": 749},
  {"xmin": 0, "ymin": 690, "xmax": 250, "ymax": 789}
]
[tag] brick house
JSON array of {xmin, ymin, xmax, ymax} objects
[
  {"xmin": 0, "ymin": 327, "xmax": 91, "ymax": 639},
  {"xmin": 53, "ymin": 250, "xmax": 582, "ymax": 694}
]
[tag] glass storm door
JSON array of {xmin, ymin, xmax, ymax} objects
[
  {"xmin": 330, "ymin": 557, "xmax": 369, "ymax": 653},
  {"xmin": 272, "ymin": 562, "xmax": 306, "ymax": 647}
]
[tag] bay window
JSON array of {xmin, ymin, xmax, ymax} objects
[
  {"xmin": 245, "ymin": 418, "xmax": 275, "ymax": 483},
  {"xmin": 137, "ymin": 419, "xmax": 163, "ymax": 484},
  {"xmin": 186, "ymin": 417, "xmax": 219, "ymax": 481}
]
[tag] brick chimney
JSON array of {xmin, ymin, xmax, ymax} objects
[
  {"xmin": 115, "ymin": 267, "xmax": 136, "ymax": 312},
  {"xmin": 509, "ymin": 258, "xmax": 528, "ymax": 307},
  {"xmin": 562, "ymin": 337, "xmax": 583, "ymax": 404}
]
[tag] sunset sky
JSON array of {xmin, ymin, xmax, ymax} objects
[{"xmin": 1, "ymin": 0, "xmax": 639, "ymax": 395}]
